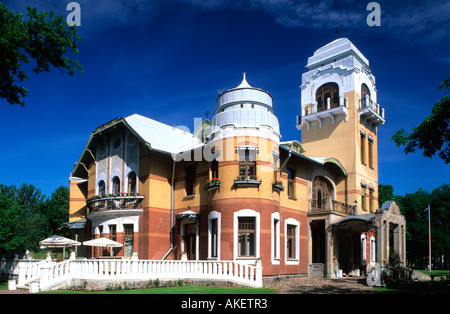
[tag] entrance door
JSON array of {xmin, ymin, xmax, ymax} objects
[
  {"xmin": 311, "ymin": 220, "xmax": 325, "ymax": 264},
  {"xmin": 184, "ymin": 223, "xmax": 197, "ymax": 260}
]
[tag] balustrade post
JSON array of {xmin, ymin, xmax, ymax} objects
[
  {"xmin": 255, "ymin": 259, "xmax": 263, "ymax": 287},
  {"xmin": 17, "ymin": 263, "xmax": 27, "ymax": 286}
]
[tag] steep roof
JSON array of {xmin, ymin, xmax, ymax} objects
[
  {"xmin": 71, "ymin": 114, "xmax": 201, "ymax": 178},
  {"xmin": 125, "ymin": 114, "xmax": 200, "ymax": 154}
]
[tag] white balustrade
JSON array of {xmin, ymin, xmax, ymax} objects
[{"xmin": 18, "ymin": 259, "xmax": 263, "ymax": 291}]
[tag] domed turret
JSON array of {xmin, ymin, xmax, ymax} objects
[{"xmin": 210, "ymin": 73, "xmax": 280, "ymax": 140}]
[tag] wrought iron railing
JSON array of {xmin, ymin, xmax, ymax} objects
[
  {"xmin": 309, "ymin": 198, "xmax": 355, "ymax": 215},
  {"xmin": 86, "ymin": 195, "xmax": 144, "ymax": 212}
]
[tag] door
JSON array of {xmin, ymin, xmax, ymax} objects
[{"xmin": 184, "ymin": 223, "xmax": 197, "ymax": 260}]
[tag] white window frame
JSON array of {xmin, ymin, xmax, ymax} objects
[
  {"xmin": 208, "ymin": 211, "xmax": 221, "ymax": 260},
  {"xmin": 271, "ymin": 212, "xmax": 280, "ymax": 265},
  {"xmin": 370, "ymin": 236, "xmax": 376, "ymax": 263},
  {"xmin": 233, "ymin": 209, "xmax": 260, "ymax": 263},
  {"xmin": 285, "ymin": 218, "xmax": 300, "ymax": 265},
  {"xmin": 361, "ymin": 234, "xmax": 367, "ymax": 266}
]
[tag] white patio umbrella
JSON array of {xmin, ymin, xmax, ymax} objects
[
  {"xmin": 39, "ymin": 235, "xmax": 81, "ymax": 260},
  {"xmin": 39, "ymin": 235, "xmax": 81, "ymax": 248},
  {"xmin": 83, "ymin": 237, "xmax": 123, "ymax": 248},
  {"xmin": 83, "ymin": 237, "xmax": 123, "ymax": 257}
]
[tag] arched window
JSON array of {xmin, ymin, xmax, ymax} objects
[
  {"xmin": 361, "ymin": 84, "xmax": 371, "ymax": 107},
  {"xmin": 98, "ymin": 180, "xmax": 106, "ymax": 196},
  {"xmin": 112, "ymin": 176, "xmax": 120, "ymax": 195},
  {"xmin": 312, "ymin": 176, "xmax": 333, "ymax": 211},
  {"xmin": 128, "ymin": 172, "xmax": 137, "ymax": 194},
  {"xmin": 316, "ymin": 83, "xmax": 340, "ymax": 112}
]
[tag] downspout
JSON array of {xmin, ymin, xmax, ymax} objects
[
  {"xmin": 162, "ymin": 157, "xmax": 176, "ymax": 260},
  {"xmin": 278, "ymin": 150, "xmax": 291, "ymax": 275}
]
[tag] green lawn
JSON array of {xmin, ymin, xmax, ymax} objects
[{"xmin": 38, "ymin": 286, "xmax": 278, "ymax": 294}]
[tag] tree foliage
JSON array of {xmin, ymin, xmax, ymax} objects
[
  {"xmin": 392, "ymin": 79, "xmax": 450, "ymax": 163},
  {"xmin": 0, "ymin": 3, "xmax": 82, "ymax": 107},
  {"xmin": 0, "ymin": 184, "xmax": 69, "ymax": 258}
]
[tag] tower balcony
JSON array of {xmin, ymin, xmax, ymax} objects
[
  {"xmin": 297, "ymin": 97, "xmax": 348, "ymax": 131},
  {"xmin": 358, "ymin": 96, "xmax": 385, "ymax": 128}
]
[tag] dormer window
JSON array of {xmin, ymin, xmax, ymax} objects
[{"xmin": 316, "ymin": 83, "xmax": 339, "ymax": 112}]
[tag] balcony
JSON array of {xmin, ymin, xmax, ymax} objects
[
  {"xmin": 358, "ymin": 96, "xmax": 385, "ymax": 127},
  {"xmin": 298, "ymin": 97, "xmax": 348, "ymax": 131},
  {"xmin": 308, "ymin": 198, "xmax": 355, "ymax": 216},
  {"xmin": 86, "ymin": 194, "xmax": 144, "ymax": 221}
]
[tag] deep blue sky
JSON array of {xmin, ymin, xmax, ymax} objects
[{"xmin": 1, "ymin": 0, "xmax": 449, "ymax": 198}]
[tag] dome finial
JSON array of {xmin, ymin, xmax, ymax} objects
[{"xmin": 236, "ymin": 72, "xmax": 251, "ymax": 89}]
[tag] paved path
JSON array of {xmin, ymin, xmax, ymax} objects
[{"xmin": 265, "ymin": 276, "xmax": 382, "ymax": 294}]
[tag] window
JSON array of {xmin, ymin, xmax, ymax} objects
[
  {"xmin": 285, "ymin": 218, "xmax": 299, "ymax": 264},
  {"xmin": 317, "ymin": 189, "xmax": 322, "ymax": 209},
  {"xmin": 361, "ymin": 235, "xmax": 367, "ymax": 266},
  {"xmin": 287, "ymin": 166, "xmax": 296, "ymax": 198},
  {"xmin": 271, "ymin": 213, "xmax": 280, "ymax": 264},
  {"xmin": 370, "ymin": 236, "xmax": 376, "ymax": 263},
  {"xmin": 361, "ymin": 133, "xmax": 366, "ymax": 165},
  {"xmin": 238, "ymin": 217, "xmax": 255, "ymax": 257},
  {"xmin": 98, "ymin": 180, "xmax": 106, "ymax": 196},
  {"xmin": 315, "ymin": 83, "xmax": 340, "ymax": 111},
  {"xmin": 234, "ymin": 209, "xmax": 259, "ymax": 259},
  {"xmin": 208, "ymin": 211, "xmax": 221, "ymax": 260},
  {"xmin": 368, "ymin": 137, "xmax": 374, "ymax": 168},
  {"xmin": 112, "ymin": 176, "xmax": 120, "ymax": 194},
  {"xmin": 238, "ymin": 148, "xmax": 257, "ymax": 177},
  {"xmin": 210, "ymin": 218, "xmax": 218, "ymax": 258},
  {"xmin": 128, "ymin": 172, "xmax": 137, "ymax": 194},
  {"xmin": 286, "ymin": 225, "xmax": 296, "ymax": 259},
  {"xmin": 361, "ymin": 83, "xmax": 371, "ymax": 107},
  {"xmin": 211, "ymin": 159, "xmax": 219, "ymax": 179},
  {"xmin": 185, "ymin": 163, "xmax": 196, "ymax": 196},
  {"xmin": 361, "ymin": 187, "xmax": 366, "ymax": 211},
  {"xmin": 369, "ymin": 189, "xmax": 374, "ymax": 212}
]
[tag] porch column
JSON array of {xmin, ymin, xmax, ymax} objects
[
  {"xmin": 385, "ymin": 221, "xmax": 389, "ymax": 264},
  {"xmin": 325, "ymin": 221, "xmax": 333, "ymax": 277}
]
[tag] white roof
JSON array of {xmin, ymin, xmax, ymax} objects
[
  {"xmin": 125, "ymin": 114, "xmax": 201, "ymax": 154},
  {"xmin": 306, "ymin": 38, "xmax": 369, "ymax": 69}
]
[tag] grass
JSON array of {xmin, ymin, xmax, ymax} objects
[{"xmin": 37, "ymin": 286, "xmax": 278, "ymax": 294}]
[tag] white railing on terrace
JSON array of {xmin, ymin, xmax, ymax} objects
[
  {"xmin": 17, "ymin": 260, "xmax": 48, "ymax": 286},
  {"xmin": 18, "ymin": 259, "xmax": 263, "ymax": 291}
]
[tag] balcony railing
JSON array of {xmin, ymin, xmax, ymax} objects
[
  {"xmin": 358, "ymin": 97, "xmax": 385, "ymax": 127},
  {"xmin": 299, "ymin": 97, "xmax": 348, "ymax": 131},
  {"xmin": 308, "ymin": 198, "xmax": 355, "ymax": 216},
  {"xmin": 87, "ymin": 194, "xmax": 144, "ymax": 212}
]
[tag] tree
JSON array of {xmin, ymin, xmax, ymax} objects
[
  {"xmin": 392, "ymin": 79, "xmax": 450, "ymax": 163},
  {"xmin": 378, "ymin": 183, "xmax": 395, "ymax": 208},
  {"xmin": 0, "ymin": 4, "xmax": 82, "ymax": 107},
  {"xmin": 43, "ymin": 186, "xmax": 69, "ymax": 235},
  {"xmin": 0, "ymin": 184, "xmax": 70, "ymax": 258}
]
